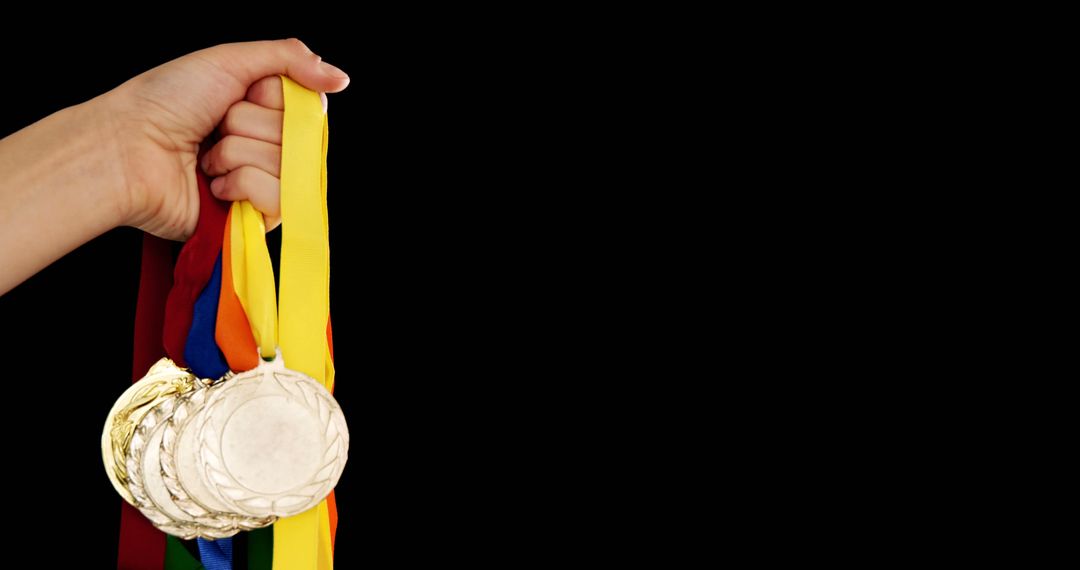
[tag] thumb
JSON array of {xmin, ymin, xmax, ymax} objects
[{"xmin": 195, "ymin": 38, "xmax": 350, "ymax": 95}]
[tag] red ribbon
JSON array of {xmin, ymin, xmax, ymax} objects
[{"xmin": 117, "ymin": 235, "xmax": 172, "ymax": 570}]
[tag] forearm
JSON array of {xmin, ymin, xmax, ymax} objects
[{"xmin": 0, "ymin": 99, "xmax": 126, "ymax": 295}]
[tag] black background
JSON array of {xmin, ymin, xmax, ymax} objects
[{"xmin": 1, "ymin": 27, "xmax": 389, "ymax": 567}]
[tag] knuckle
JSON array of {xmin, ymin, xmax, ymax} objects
[
  {"xmin": 222, "ymin": 105, "xmax": 243, "ymax": 134},
  {"xmin": 210, "ymin": 178, "xmax": 227, "ymax": 197},
  {"xmin": 235, "ymin": 166, "xmax": 259, "ymax": 187},
  {"xmin": 283, "ymin": 37, "xmax": 309, "ymax": 54},
  {"xmin": 218, "ymin": 136, "xmax": 241, "ymax": 165},
  {"xmin": 246, "ymin": 82, "xmax": 267, "ymax": 102}
]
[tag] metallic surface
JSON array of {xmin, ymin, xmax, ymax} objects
[
  {"xmin": 101, "ymin": 359, "xmax": 197, "ymax": 505},
  {"xmin": 196, "ymin": 358, "xmax": 348, "ymax": 518}
]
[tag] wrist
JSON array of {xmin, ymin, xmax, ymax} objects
[{"xmin": 81, "ymin": 92, "xmax": 136, "ymax": 230}]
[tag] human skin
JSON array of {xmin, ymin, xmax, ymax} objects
[{"xmin": 0, "ymin": 38, "xmax": 349, "ymax": 295}]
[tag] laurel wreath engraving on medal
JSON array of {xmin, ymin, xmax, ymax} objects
[
  {"xmin": 196, "ymin": 367, "xmax": 349, "ymax": 518},
  {"xmin": 126, "ymin": 398, "xmax": 200, "ymax": 539},
  {"xmin": 126, "ymin": 400, "xmax": 173, "ymax": 523},
  {"xmin": 160, "ymin": 386, "xmax": 213, "ymax": 518}
]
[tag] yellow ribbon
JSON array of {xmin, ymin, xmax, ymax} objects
[
  {"xmin": 228, "ymin": 76, "xmax": 335, "ymax": 570},
  {"xmin": 228, "ymin": 200, "xmax": 276, "ymax": 358}
]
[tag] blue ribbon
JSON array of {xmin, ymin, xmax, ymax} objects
[
  {"xmin": 196, "ymin": 536, "xmax": 233, "ymax": 570},
  {"xmin": 184, "ymin": 255, "xmax": 229, "ymax": 380},
  {"xmin": 186, "ymin": 255, "xmax": 233, "ymax": 570}
]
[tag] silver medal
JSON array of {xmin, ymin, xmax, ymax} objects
[{"xmin": 195, "ymin": 356, "xmax": 348, "ymax": 518}]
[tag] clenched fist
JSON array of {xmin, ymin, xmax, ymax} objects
[{"xmin": 107, "ymin": 38, "xmax": 349, "ymax": 239}]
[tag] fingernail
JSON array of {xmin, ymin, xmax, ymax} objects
[
  {"xmin": 200, "ymin": 154, "xmax": 210, "ymax": 172},
  {"xmin": 210, "ymin": 177, "xmax": 225, "ymax": 195},
  {"xmin": 319, "ymin": 60, "xmax": 349, "ymax": 79},
  {"xmin": 320, "ymin": 92, "xmax": 329, "ymax": 114}
]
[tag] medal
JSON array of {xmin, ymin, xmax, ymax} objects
[{"xmin": 194, "ymin": 354, "xmax": 347, "ymax": 519}]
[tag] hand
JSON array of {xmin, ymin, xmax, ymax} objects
[{"xmin": 104, "ymin": 38, "xmax": 349, "ymax": 240}]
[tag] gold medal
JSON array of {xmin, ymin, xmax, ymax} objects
[{"xmin": 100, "ymin": 358, "xmax": 197, "ymax": 505}]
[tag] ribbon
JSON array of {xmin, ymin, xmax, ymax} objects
[
  {"xmin": 184, "ymin": 256, "xmax": 229, "ymax": 380},
  {"xmin": 215, "ymin": 209, "xmax": 259, "ymax": 373},
  {"xmin": 195, "ymin": 533, "xmax": 232, "ymax": 570},
  {"xmin": 166, "ymin": 537, "xmax": 204, "ymax": 570},
  {"xmin": 247, "ymin": 528, "xmax": 274, "ymax": 570},
  {"xmin": 224, "ymin": 77, "xmax": 335, "ymax": 570},
  {"xmin": 186, "ymin": 257, "xmax": 232, "ymax": 570},
  {"xmin": 274, "ymin": 76, "xmax": 335, "ymax": 570},
  {"xmin": 227, "ymin": 200, "xmax": 276, "ymax": 359},
  {"xmin": 118, "ymin": 236, "xmax": 172, "ymax": 570}
]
